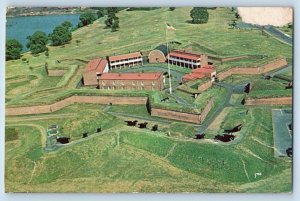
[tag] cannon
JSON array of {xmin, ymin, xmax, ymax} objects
[
  {"xmin": 152, "ymin": 125, "xmax": 158, "ymax": 131},
  {"xmin": 125, "ymin": 120, "xmax": 138, "ymax": 126},
  {"xmin": 194, "ymin": 133, "xmax": 205, "ymax": 139},
  {"xmin": 57, "ymin": 137, "xmax": 70, "ymax": 144},
  {"xmin": 138, "ymin": 122, "xmax": 148, "ymax": 128}
]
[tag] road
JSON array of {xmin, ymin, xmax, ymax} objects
[{"xmin": 263, "ymin": 25, "xmax": 292, "ymax": 46}]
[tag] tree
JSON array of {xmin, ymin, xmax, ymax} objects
[
  {"xmin": 105, "ymin": 11, "xmax": 120, "ymax": 32},
  {"xmin": 6, "ymin": 39, "xmax": 23, "ymax": 60},
  {"xmin": 61, "ymin": 21, "xmax": 72, "ymax": 29},
  {"xmin": 111, "ymin": 18, "xmax": 119, "ymax": 32},
  {"xmin": 107, "ymin": 7, "xmax": 119, "ymax": 14},
  {"xmin": 26, "ymin": 31, "xmax": 48, "ymax": 55},
  {"xmin": 169, "ymin": 7, "xmax": 175, "ymax": 11},
  {"xmin": 78, "ymin": 12, "xmax": 96, "ymax": 27},
  {"xmin": 190, "ymin": 7, "xmax": 209, "ymax": 24},
  {"xmin": 97, "ymin": 8, "xmax": 107, "ymax": 18},
  {"xmin": 49, "ymin": 21, "xmax": 72, "ymax": 46}
]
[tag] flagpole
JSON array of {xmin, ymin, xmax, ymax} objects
[{"xmin": 166, "ymin": 23, "xmax": 172, "ymax": 94}]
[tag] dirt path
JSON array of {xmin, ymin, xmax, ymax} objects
[
  {"xmin": 164, "ymin": 143, "xmax": 177, "ymax": 159},
  {"xmin": 241, "ymin": 159, "xmax": 251, "ymax": 182},
  {"xmin": 238, "ymin": 147, "xmax": 270, "ymax": 164},
  {"xmin": 251, "ymin": 136, "xmax": 274, "ymax": 149},
  {"xmin": 207, "ymin": 107, "xmax": 230, "ymax": 130},
  {"xmin": 28, "ymin": 161, "xmax": 37, "ymax": 184}
]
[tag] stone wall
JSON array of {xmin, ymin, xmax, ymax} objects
[
  {"xmin": 151, "ymin": 108, "xmax": 201, "ymax": 124},
  {"xmin": 217, "ymin": 57, "xmax": 287, "ymax": 80},
  {"xmin": 6, "ymin": 93, "xmax": 216, "ymax": 124},
  {"xmin": 245, "ymin": 96, "xmax": 292, "ymax": 106},
  {"xmin": 218, "ymin": 67, "xmax": 259, "ymax": 80},
  {"xmin": 259, "ymin": 57, "xmax": 288, "ymax": 74},
  {"xmin": 200, "ymin": 98, "xmax": 214, "ymax": 122},
  {"xmin": 6, "ymin": 96, "xmax": 148, "ymax": 116},
  {"xmin": 151, "ymin": 97, "xmax": 215, "ymax": 124},
  {"xmin": 198, "ymin": 81, "xmax": 212, "ymax": 92},
  {"xmin": 48, "ymin": 69, "xmax": 66, "ymax": 76}
]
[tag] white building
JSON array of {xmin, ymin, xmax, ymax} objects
[{"xmin": 108, "ymin": 52, "xmax": 143, "ymax": 69}]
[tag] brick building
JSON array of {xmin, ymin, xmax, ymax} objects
[
  {"xmin": 83, "ymin": 58, "xmax": 109, "ymax": 86},
  {"xmin": 182, "ymin": 65, "xmax": 216, "ymax": 82},
  {"xmin": 107, "ymin": 52, "xmax": 143, "ymax": 70},
  {"xmin": 97, "ymin": 72, "xmax": 164, "ymax": 90},
  {"xmin": 167, "ymin": 50, "xmax": 208, "ymax": 69}
]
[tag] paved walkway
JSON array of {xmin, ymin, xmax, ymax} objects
[
  {"xmin": 264, "ymin": 64, "xmax": 292, "ymax": 80},
  {"xmin": 272, "ymin": 109, "xmax": 292, "ymax": 157},
  {"xmin": 264, "ymin": 25, "xmax": 292, "ymax": 46}
]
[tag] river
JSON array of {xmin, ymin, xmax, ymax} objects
[{"xmin": 6, "ymin": 14, "xmax": 80, "ymax": 52}]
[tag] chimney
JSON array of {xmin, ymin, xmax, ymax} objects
[{"xmin": 201, "ymin": 54, "xmax": 208, "ymax": 67}]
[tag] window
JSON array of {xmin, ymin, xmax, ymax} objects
[
  {"xmin": 132, "ymin": 81, "xmax": 136, "ymax": 86},
  {"xmin": 102, "ymin": 81, "xmax": 106, "ymax": 86},
  {"xmin": 113, "ymin": 81, "xmax": 116, "ymax": 85},
  {"xmin": 121, "ymin": 81, "xmax": 125, "ymax": 85},
  {"xmin": 152, "ymin": 81, "xmax": 155, "ymax": 86},
  {"xmin": 141, "ymin": 81, "xmax": 144, "ymax": 86}
]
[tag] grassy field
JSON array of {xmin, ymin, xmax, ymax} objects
[
  {"xmin": 5, "ymin": 7, "xmax": 293, "ymax": 193},
  {"xmin": 5, "ymin": 105, "xmax": 292, "ymax": 192},
  {"xmin": 221, "ymin": 74, "xmax": 292, "ymax": 98}
]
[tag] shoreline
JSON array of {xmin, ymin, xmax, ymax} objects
[
  {"xmin": 6, "ymin": 7, "xmax": 97, "ymax": 18},
  {"xmin": 7, "ymin": 12, "xmax": 83, "ymax": 18}
]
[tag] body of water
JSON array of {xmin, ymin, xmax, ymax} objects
[{"xmin": 6, "ymin": 14, "xmax": 80, "ymax": 52}]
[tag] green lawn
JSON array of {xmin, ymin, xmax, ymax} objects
[
  {"xmin": 221, "ymin": 74, "xmax": 292, "ymax": 98},
  {"xmin": 107, "ymin": 104, "xmax": 151, "ymax": 117},
  {"xmin": 5, "ymin": 105, "xmax": 291, "ymax": 192}
]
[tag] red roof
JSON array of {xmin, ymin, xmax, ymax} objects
[
  {"xmin": 182, "ymin": 66, "xmax": 215, "ymax": 82},
  {"xmin": 182, "ymin": 73, "xmax": 205, "ymax": 81},
  {"xmin": 168, "ymin": 50, "xmax": 201, "ymax": 61},
  {"xmin": 85, "ymin": 58, "xmax": 108, "ymax": 73},
  {"xmin": 109, "ymin": 52, "xmax": 142, "ymax": 62},
  {"xmin": 100, "ymin": 72, "xmax": 162, "ymax": 80},
  {"xmin": 192, "ymin": 65, "xmax": 215, "ymax": 74}
]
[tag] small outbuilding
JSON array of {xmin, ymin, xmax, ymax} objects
[{"xmin": 148, "ymin": 49, "xmax": 166, "ymax": 63}]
